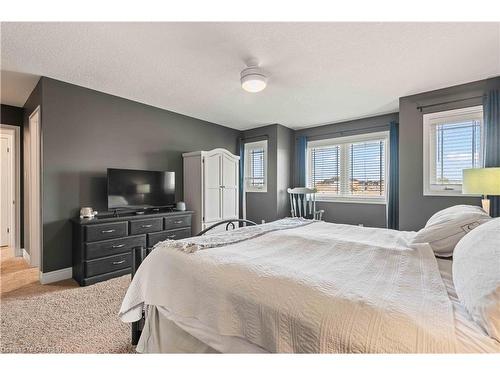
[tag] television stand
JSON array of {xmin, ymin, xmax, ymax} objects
[{"xmin": 71, "ymin": 210, "xmax": 193, "ymax": 286}]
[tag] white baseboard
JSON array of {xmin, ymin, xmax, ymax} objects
[
  {"xmin": 22, "ymin": 248, "xmax": 30, "ymax": 263},
  {"xmin": 40, "ymin": 267, "xmax": 73, "ymax": 284}
]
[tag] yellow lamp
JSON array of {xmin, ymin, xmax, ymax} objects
[{"xmin": 463, "ymin": 167, "xmax": 500, "ymax": 215}]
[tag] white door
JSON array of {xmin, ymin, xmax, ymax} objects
[
  {"xmin": 221, "ymin": 154, "xmax": 239, "ymax": 219},
  {"xmin": 0, "ymin": 134, "xmax": 13, "ymax": 246},
  {"xmin": 203, "ymin": 152, "xmax": 222, "ymax": 223}
]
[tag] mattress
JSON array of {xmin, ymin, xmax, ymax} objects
[
  {"xmin": 137, "ymin": 257, "xmax": 499, "ymax": 353},
  {"xmin": 122, "ymin": 220, "xmax": 458, "ymax": 353}
]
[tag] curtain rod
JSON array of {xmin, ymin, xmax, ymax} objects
[
  {"xmin": 416, "ymin": 95, "xmax": 484, "ymax": 112},
  {"xmin": 239, "ymin": 134, "xmax": 269, "ymax": 142},
  {"xmin": 300, "ymin": 124, "xmax": 390, "ymax": 141}
]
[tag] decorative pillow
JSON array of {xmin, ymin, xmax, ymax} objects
[
  {"xmin": 453, "ymin": 217, "xmax": 500, "ymax": 342},
  {"xmin": 410, "ymin": 205, "xmax": 491, "ymax": 257}
]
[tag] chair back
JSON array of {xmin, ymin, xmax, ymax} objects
[{"xmin": 287, "ymin": 187, "xmax": 317, "ymax": 219}]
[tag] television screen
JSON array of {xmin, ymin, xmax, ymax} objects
[{"xmin": 107, "ymin": 168, "xmax": 175, "ymax": 209}]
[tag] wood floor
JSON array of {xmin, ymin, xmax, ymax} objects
[
  {"xmin": 1, "ymin": 246, "xmax": 39, "ymax": 295},
  {"xmin": 1, "ymin": 246, "xmax": 78, "ymax": 298}
]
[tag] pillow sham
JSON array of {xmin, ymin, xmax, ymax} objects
[
  {"xmin": 410, "ymin": 205, "xmax": 490, "ymax": 257},
  {"xmin": 453, "ymin": 217, "xmax": 500, "ymax": 342}
]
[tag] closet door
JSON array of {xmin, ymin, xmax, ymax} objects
[
  {"xmin": 203, "ymin": 153, "xmax": 222, "ymax": 223},
  {"xmin": 221, "ymin": 153, "xmax": 239, "ymax": 220}
]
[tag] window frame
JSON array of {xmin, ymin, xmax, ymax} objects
[
  {"xmin": 306, "ymin": 131, "xmax": 389, "ymax": 204},
  {"xmin": 423, "ymin": 105, "xmax": 484, "ymax": 197},
  {"xmin": 244, "ymin": 140, "xmax": 268, "ymax": 193}
]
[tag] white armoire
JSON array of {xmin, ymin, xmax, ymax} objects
[{"xmin": 183, "ymin": 148, "xmax": 240, "ymax": 235}]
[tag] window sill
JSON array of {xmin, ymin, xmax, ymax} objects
[
  {"xmin": 315, "ymin": 197, "xmax": 387, "ymax": 205},
  {"xmin": 246, "ymin": 189, "xmax": 268, "ymax": 193},
  {"xmin": 423, "ymin": 191, "xmax": 481, "ymax": 197}
]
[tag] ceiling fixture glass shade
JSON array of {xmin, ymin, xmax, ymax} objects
[{"xmin": 241, "ymin": 65, "xmax": 267, "ymax": 93}]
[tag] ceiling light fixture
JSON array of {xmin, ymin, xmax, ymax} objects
[{"xmin": 241, "ymin": 61, "xmax": 267, "ymax": 93}]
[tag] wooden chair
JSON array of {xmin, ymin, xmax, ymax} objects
[{"xmin": 287, "ymin": 187, "xmax": 324, "ymax": 220}]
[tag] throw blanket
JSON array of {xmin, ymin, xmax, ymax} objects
[
  {"xmin": 158, "ymin": 217, "xmax": 313, "ymax": 253},
  {"xmin": 120, "ymin": 219, "xmax": 457, "ymax": 353}
]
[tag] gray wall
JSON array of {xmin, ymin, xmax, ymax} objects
[
  {"xmin": 399, "ymin": 76, "xmax": 500, "ymax": 231},
  {"xmin": 36, "ymin": 77, "xmax": 240, "ymax": 272},
  {"xmin": 276, "ymin": 125, "xmax": 294, "ymax": 218},
  {"xmin": 242, "ymin": 124, "xmax": 294, "ymax": 223},
  {"xmin": 294, "ymin": 112, "xmax": 399, "ymax": 228},
  {"xmin": 1, "ymin": 104, "xmax": 24, "ymax": 125},
  {"xmin": 242, "ymin": 125, "xmax": 278, "ymax": 223}
]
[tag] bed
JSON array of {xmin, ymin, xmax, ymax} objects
[{"xmin": 119, "ymin": 218, "xmax": 500, "ymax": 353}]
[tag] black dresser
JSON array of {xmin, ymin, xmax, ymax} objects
[{"xmin": 72, "ymin": 210, "xmax": 193, "ymax": 286}]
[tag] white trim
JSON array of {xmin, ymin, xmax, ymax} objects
[
  {"xmin": 22, "ymin": 248, "xmax": 30, "ymax": 263},
  {"xmin": 423, "ymin": 105, "xmax": 484, "ymax": 197},
  {"xmin": 26, "ymin": 106, "xmax": 42, "ymax": 269},
  {"xmin": 40, "ymin": 267, "xmax": 73, "ymax": 284}
]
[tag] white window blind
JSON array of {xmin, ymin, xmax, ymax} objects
[
  {"xmin": 423, "ymin": 105, "xmax": 484, "ymax": 196},
  {"xmin": 309, "ymin": 145, "xmax": 340, "ymax": 195},
  {"xmin": 348, "ymin": 140, "xmax": 385, "ymax": 197},
  {"xmin": 249, "ymin": 148, "xmax": 265, "ymax": 187},
  {"xmin": 244, "ymin": 140, "xmax": 268, "ymax": 192},
  {"xmin": 307, "ymin": 131, "xmax": 388, "ymax": 203},
  {"xmin": 433, "ymin": 121, "xmax": 481, "ymax": 185}
]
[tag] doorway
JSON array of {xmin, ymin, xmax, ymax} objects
[
  {"xmin": 0, "ymin": 127, "xmax": 17, "ymax": 249},
  {"xmin": 24, "ymin": 107, "xmax": 42, "ymax": 269}
]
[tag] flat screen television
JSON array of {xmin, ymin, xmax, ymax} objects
[{"xmin": 107, "ymin": 168, "xmax": 175, "ymax": 210}]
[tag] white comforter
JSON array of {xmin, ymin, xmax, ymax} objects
[{"xmin": 119, "ymin": 219, "xmax": 457, "ymax": 353}]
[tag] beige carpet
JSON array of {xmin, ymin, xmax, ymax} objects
[{"xmin": 1, "ymin": 275, "xmax": 135, "ymax": 353}]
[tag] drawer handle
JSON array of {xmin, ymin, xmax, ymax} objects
[
  {"xmin": 174, "ymin": 220, "xmax": 183, "ymax": 224},
  {"xmin": 167, "ymin": 234, "xmax": 177, "ymax": 238},
  {"xmin": 141, "ymin": 224, "xmax": 153, "ymax": 228},
  {"xmin": 112, "ymin": 260, "xmax": 126, "ymax": 265},
  {"xmin": 101, "ymin": 229, "xmax": 116, "ymax": 233},
  {"xmin": 112, "ymin": 244, "xmax": 125, "ymax": 249}
]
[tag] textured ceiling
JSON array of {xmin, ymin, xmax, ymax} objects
[{"xmin": 1, "ymin": 22, "xmax": 499, "ymax": 130}]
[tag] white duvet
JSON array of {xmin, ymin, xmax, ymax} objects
[{"xmin": 119, "ymin": 219, "xmax": 457, "ymax": 353}]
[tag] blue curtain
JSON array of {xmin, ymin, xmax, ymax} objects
[
  {"xmin": 387, "ymin": 121, "xmax": 399, "ymax": 229},
  {"xmin": 484, "ymin": 89, "xmax": 500, "ymax": 217},
  {"xmin": 296, "ymin": 136, "xmax": 307, "ymax": 186},
  {"xmin": 238, "ymin": 138, "xmax": 245, "ymax": 220}
]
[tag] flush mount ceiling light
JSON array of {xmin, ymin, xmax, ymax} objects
[{"xmin": 240, "ymin": 61, "xmax": 267, "ymax": 93}]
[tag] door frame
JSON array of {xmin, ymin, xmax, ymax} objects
[
  {"xmin": 0, "ymin": 125, "xmax": 21, "ymax": 253},
  {"xmin": 25, "ymin": 106, "xmax": 42, "ymax": 269}
]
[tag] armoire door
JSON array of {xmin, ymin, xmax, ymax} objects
[
  {"xmin": 221, "ymin": 153, "xmax": 239, "ymax": 219},
  {"xmin": 203, "ymin": 152, "xmax": 222, "ymax": 223}
]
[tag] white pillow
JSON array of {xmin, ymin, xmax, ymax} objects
[
  {"xmin": 410, "ymin": 205, "xmax": 491, "ymax": 257},
  {"xmin": 453, "ymin": 217, "xmax": 500, "ymax": 342}
]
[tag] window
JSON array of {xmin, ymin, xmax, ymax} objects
[
  {"xmin": 244, "ymin": 140, "xmax": 267, "ymax": 192},
  {"xmin": 307, "ymin": 131, "xmax": 388, "ymax": 203},
  {"xmin": 423, "ymin": 106, "xmax": 484, "ymax": 196}
]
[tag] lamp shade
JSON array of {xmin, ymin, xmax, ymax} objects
[{"xmin": 462, "ymin": 168, "xmax": 500, "ymax": 195}]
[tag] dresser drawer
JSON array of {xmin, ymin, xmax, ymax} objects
[
  {"xmin": 85, "ymin": 222, "xmax": 128, "ymax": 242},
  {"xmin": 164, "ymin": 215, "xmax": 191, "ymax": 230},
  {"xmin": 129, "ymin": 218, "xmax": 163, "ymax": 235},
  {"xmin": 84, "ymin": 252, "xmax": 132, "ymax": 278},
  {"xmin": 147, "ymin": 228, "xmax": 192, "ymax": 248},
  {"xmin": 85, "ymin": 234, "xmax": 146, "ymax": 260}
]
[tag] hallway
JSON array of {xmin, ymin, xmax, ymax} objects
[{"xmin": 0, "ymin": 246, "xmax": 38, "ymax": 295}]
